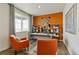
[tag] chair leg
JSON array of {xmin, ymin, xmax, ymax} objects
[
  {"xmin": 27, "ymin": 48, "xmax": 29, "ymax": 51},
  {"xmin": 15, "ymin": 50, "xmax": 17, "ymax": 55}
]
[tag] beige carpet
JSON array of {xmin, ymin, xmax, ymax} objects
[
  {"xmin": 28, "ymin": 41, "xmax": 69, "ymax": 55},
  {"xmin": 0, "ymin": 41, "xmax": 69, "ymax": 55}
]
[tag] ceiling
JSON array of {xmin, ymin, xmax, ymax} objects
[{"xmin": 13, "ymin": 3, "xmax": 65, "ymax": 16}]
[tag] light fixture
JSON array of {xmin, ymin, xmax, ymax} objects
[{"xmin": 38, "ymin": 5, "xmax": 40, "ymax": 8}]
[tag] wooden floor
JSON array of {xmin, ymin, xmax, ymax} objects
[{"xmin": 0, "ymin": 41, "xmax": 69, "ymax": 55}]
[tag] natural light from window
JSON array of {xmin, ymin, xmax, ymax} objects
[{"xmin": 15, "ymin": 15, "xmax": 29, "ymax": 33}]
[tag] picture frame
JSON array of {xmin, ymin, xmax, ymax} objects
[{"xmin": 65, "ymin": 4, "xmax": 77, "ymax": 34}]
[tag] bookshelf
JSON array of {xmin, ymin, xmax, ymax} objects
[{"xmin": 31, "ymin": 24, "xmax": 60, "ymax": 40}]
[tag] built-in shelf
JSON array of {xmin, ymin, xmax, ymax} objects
[{"xmin": 31, "ymin": 24, "xmax": 60, "ymax": 40}]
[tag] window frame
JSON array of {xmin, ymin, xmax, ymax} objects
[
  {"xmin": 15, "ymin": 8, "xmax": 30, "ymax": 33},
  {"xmin": 15, "ymin": 15, "xmax": 29, "ymax": 33}
]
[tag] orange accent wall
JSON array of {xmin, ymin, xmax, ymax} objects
[{"xmin": 33, "ymin": 12, "xmax": 63, "ymax": 40}]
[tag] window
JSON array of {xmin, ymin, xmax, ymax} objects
[
  {"xmin": 22, "ymin": 20, "xmax": 29, "ymax": 31},
  {"xmin": 15, "ymin": 8, "xmax": 30, "ymax": 33},
  {"xmin": 15, "ymin": 15, "xmax": 29, "ymax": 33},
  {"xmin": 15, "ymin": 18, "xmax": 21, "ymax": 32}
]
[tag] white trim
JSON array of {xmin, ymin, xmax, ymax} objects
[{"xmin": 62, "ymin": 40, "xmax": 71, "ymax": 55}]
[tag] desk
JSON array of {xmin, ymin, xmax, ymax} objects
[{"xmin": 30, "ymin": 33, "xmax": 59, "ymax": 39}]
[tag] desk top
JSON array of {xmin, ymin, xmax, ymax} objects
[{"xmin": 30, "ymin": 33, "xmax": 59, "ymax": 37}]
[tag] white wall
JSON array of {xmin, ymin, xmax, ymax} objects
[
  {"xmin": 0, "ymin": 4, "xmax": 10, "ymax": 52},
  {"xmin": 63, "ymin": 3, "xmax": 79, "ymax": 54}
]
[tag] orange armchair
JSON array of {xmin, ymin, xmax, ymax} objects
[
  {"xmin": 10, "ymin": 35, "xmax": 29, "ymax": 54},
  {"xmin": 37, "ymin": 38, "xmax": 57, "ymax": 55}
]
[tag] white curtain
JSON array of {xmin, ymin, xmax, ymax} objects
[
  {"xmin": 9, "ymin": 4, "xmax": 15, "ymax": 35},
  {"xmin": 15, "ymin": 8, "xmax": 32, "ymax": 38}
]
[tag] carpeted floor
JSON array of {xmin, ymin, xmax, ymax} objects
[
  {"xmin": 28, "ymin": 41, "xmax": 69, "ymax": 55},
  {"xmin": 0, "ymin": 41, "xmax": 69, "ymax": 55},
  {"xmin": 57, "ymin": 41, "xmax": 69, "ymax": 55}
]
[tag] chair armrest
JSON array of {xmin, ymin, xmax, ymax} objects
[
  {"xmin": 20, "ymin": 40, "xmax": 27, "ymax": 42},
  {"xmin": 20, "ymin": 37, "xmax": 27, "ymax": 40},
  {"xmin": 19, "ymin": 40, "xmax": 29, "ymax": 48}
]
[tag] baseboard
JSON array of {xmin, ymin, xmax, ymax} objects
[
  {"xmin": 62, "ymin": 40, "xmax": 71, "ymax": 55},
  {"xmin": 0, "ymin": 46, "xmax": 10, "ymax": 52}
]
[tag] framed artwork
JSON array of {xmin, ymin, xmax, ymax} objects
[
  {"xmin": 41, "ymin": 18, "xmax": 49, "ymax": 26},
  {"xmin": 65, "ymin": 4, "xmax": 77, "ymax": 34}
]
